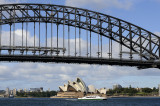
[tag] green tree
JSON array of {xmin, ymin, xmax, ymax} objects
[{"xmin": 142, "ymin": 88, "xmax": 152, "ymax": 93}]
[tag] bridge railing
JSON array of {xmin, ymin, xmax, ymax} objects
[{"xmin": 0, "ymin": 46, "xmax": 66, "ymax": 55}]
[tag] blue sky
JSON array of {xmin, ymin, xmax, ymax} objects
[{"xmin": 0, "ymin": 0, "xmax": 160, "ymax": 91}]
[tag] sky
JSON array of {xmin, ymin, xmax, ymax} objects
[{"xmin": 0, "ymin": 0, "xmax": 160, "ymax": 91}]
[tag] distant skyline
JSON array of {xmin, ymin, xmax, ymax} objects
[{"xmin": 0, "ymin": 0, "xmax": 160, "ymax": 91}]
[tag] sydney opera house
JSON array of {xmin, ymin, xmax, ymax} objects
[{"xmin": 55, "ymin": 78, "xmax": 107, "ymax": 98}]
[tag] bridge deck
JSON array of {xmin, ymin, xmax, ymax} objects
[
  {"xmin": 0, "ymin": 46, "xmax": 66, "ymax": 51},
  {"xmin": 0, "ymin": 55, "xmax": 159, "ymax": 69}
]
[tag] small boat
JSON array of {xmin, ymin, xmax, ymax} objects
[
  {"xmin": 78, "ymin": 95, "xmax": 107, "ymax": 100},
  {"xmin": 9, "ymin": 94, "xmax": 14, "ymax": 98}
]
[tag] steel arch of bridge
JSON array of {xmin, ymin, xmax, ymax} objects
[{"xmin": 0, "ymin": 3, "xmax": 160, "ymax": 69}]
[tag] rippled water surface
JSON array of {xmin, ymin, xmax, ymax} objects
[{"xmin": 0, "ymin": 97, "xmax": 160, "ymax": 106}]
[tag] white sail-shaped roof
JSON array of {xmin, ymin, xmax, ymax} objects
[
  {"xmin": 76, "ymin": 78, "xmax": 88, "ymax": 93},
  {"xmin": 59, "ymin": 77, "xmax": 88, "ymax": 93},
  {"xmin": 88, "ymin": 85, "xmax": 96, "ymax": 93}
]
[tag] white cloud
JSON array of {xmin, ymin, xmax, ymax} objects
[
  {"xmin": 2, "ymin": 29, "xmax": 36, "ymax": 46},
  {"xmin": 155, "ymin": 32, "xmax": 160, "ymax": 36},
  {"xmin": 0, "ymin": 28, "xmax": 155, "ymax": 90},
  {"xmin": 65, "ymin": 0, "xmax": 133, "ymax": 10},
  {"xmin": 0, "ymin": 0, "xmax": 21, "ymax": 4},
  {"xmin": 0, "ymin": 0, "xmax": 57, "ymax": 4},
  {"xmin": 0, "ymin": 62, "xmax": 159, "ymax": 90}
]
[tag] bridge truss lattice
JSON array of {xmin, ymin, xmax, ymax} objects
[{"xmin": 0, "ymin": 4, "xmax": 160, "ymax": 69}]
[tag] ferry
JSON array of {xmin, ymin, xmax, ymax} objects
[{"xmin": 78, "ymin": 95, "xmax": 107, "ymax": 100}]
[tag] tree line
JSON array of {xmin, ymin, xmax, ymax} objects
[
  {"xmin": 106, "ymin": 86, "xmax": 158, "ymax": 96},
  {"xmin": 16, "ymin": 91, "xmax": 57, "ymax": 97}
]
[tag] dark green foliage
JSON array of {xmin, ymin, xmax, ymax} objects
[
  {"xmin": 16, "ymin": 91, "xmax": 57, "ymax": 97},
  {"xmin": 141, "ymin": 88, "xmax": 152, "ymax": 93},
  {"xmin": 106, "ymin": 87, "xmax": 158, "ymax": 96},
  {"xmin": 0, "ymin": 90, "xmax": 5, "ymax": 95}
]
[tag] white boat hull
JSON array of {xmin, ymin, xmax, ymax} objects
[{"xmin": 78, "ymin": 96, "xmax": 107, "ymax": 100}]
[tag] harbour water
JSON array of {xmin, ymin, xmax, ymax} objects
[{"xmin": 0, "ymin": 97, "xmax": 160, "ymax": 106}]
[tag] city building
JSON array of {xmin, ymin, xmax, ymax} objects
[
  {"xmin": 48, "ymin": 88, "xmax": 50, "ymax": 92},
  {"xmin": 30, "ymin": 87, "xmax": 43, "ymax": 92},
  {"xmin": 113, "ymin": 84, "xmax": 122, "ymax": 89},
  {"xmin": 24, "ymin": 88, "xmax": 27, "ymax": 93},
  {"xmin": 5, "ymin": 87, "xmax": 9, "ymax": 95},
  {"xmin": 18, "ymin": 89, "xmax": 23, "ymax": 93},
  {"xmin": 97, "ymin": 88, "xmax": 107, "ymax": 94},
  {"xmin": 10, "ymin": 90, "xmax": 13, "ymax": 95},
  {"xmin": 40, "ymin": 87, "xmax": 43, "ymax": 92},
  {"xmin": 13, "ymin": 88, "xmax": 17, "ymax": 96}
]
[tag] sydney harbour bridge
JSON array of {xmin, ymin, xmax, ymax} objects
[{"xmin": 0, "ymin": 3, "xmax": 160, "ymax": 69}]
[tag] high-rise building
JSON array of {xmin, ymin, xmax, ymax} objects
[
  {"xmin": 24, "ymin": 88, "xmax": 27, "ymax": 93},
  {"xmin": 48, "ymin": 88, "xmax": 50, "ymax": 92},
  {"xmin": 5, "ymin": 87, "xmax": 10, "ymax": 95},
  {"xmin": 13, "ymin": 88, "xmax": 17, "ymax": 96},
  {"xmin": 10, "ymin": 90, "xmax": 13, "ymax": 95},
  {"xmin": 158, "ymin": 84, "xmax": 160, "ymax": 96},
  {"xmin": 40, "ymin": 87, "xmax": 43, "ymax": 92},
  {"xmin": 18, "ymin": 89, "xmax": 23, "ymax": 93}
]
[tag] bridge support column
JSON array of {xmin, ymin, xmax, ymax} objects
[
  {"xmin": 119, "ymin": 20, "xmax": 122, "ymax": 60},
  {"xmin": 159, "ymin": 37, "xmax": 160, "ymax": 60},
  {"xmin": 0, "ymin": 22, "xmax": 1, "ymax": 55},
  {"xmin": 139, "ymin": 28, "xmax": 142, "ymax": 61},
  {"xmin": 129, "ymin": 24, "xmax": 133, "ymax": 60}
]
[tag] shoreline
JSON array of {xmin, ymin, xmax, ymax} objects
[
  {"xmin": 15, "ymin": 97, "xmax": 50, "ymax": 98},
  {"xmin": 5, "ymin": 95, "xmax": 158, "ymax": 99},
  {"xmin": 109, "ymin": 96, "xmax": 160, "ymax": 98},
  {"xmin": 50, "ymin": 95, "xmax": 160, "ymax": 99}
]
